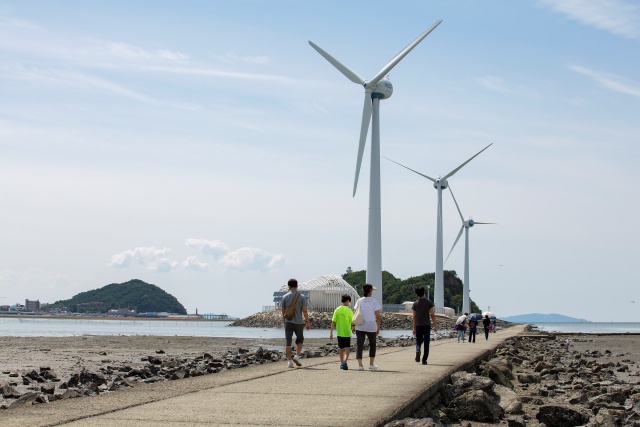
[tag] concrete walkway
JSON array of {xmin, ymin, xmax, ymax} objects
[{"xmin": 4, "ymin": 326, "xmax": 526, "ymax": 426}]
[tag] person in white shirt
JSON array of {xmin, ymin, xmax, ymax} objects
[{"xmin": 352, "ymin": 284, "xmax": 382, "ymax": 371}]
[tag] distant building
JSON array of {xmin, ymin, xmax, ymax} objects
[
  {"xmin": 25, "ymin": 299, "xmax": 40, "ymax": 312},
  {"xmin": 0, "ymin": 305, "xmax": 9, "ymax": 312},
  {"xmin": 273, "ymin": 275, "xmax": 360, "ymax": 312},
  {"xmin": 107, "ymin": 308, "xmax": 136, "ymax": 316}
]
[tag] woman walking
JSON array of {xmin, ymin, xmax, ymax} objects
[
  {"xmin": 456, "ymin": 313, "xmax": 468, "ymax": 342},
  {"xmin": 353, "ymin": 284, "xmax": 382, "ymax": 371}
]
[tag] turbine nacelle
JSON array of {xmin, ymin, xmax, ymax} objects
[
  {"xmin": 465, "ymin": 219, "xmax": 475, "ymax": 228},
  {"xmin": 365, "ymin": 78, "xmax": 393, "ymax": 100},
  {"xmin": 433, "ymin": 178, "xmax": 448, "ymax": 189}
]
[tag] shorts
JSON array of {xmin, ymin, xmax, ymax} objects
[
  {"xmin": 337, "ymin": 336, "xmax": 351, "ymax": 349},
  {"xmin": 285, "ymin": 322, "xmax": 304, "ymax": 346}
]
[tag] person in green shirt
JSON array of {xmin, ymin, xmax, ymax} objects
[{"xmin": 329, "ymin": 294, "xmax": 354, "ymax": 370}]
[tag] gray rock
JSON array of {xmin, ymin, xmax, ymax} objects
[
  {"xmin": 494, "ymin": 384, "xmax": 523, "ymax": 414},
  {"xmin": 444, "ymin": 390, "xmax": 504, "ymax": 422},
  {"xmin": 507, "ymin": 415, "xmax": 526, "ymax": 427},
  {"xmin": 482, "ymin": 365, "xmax": 514, "ymax": 389},
  {"xmin": 10, "ymin": 392, "xmax": 40, "ymax": 407},
  {"xmin": 0, "ymin": 384, "xmax": 21, "ymax": 399},
  {"xmin": 536, "ymin": 405, "xmax": 589, "ymax": 427},
  {"xmin": 442, "ymin": 372, "xmax": 495, "ymax": 404},
  {"xmin": 594, "ymin": 408, "xmax": 619, "ymax": 427},
  {"xmin": 385, "ymin": 417, "xmax": 444, "ymax": 427},
  {"xmin": 518, "ymin": 373, "xmax": 541, "ymax": 384}
]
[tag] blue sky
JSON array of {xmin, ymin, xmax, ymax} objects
[{"xmin": 1, "ymin": 1, "xmax": 638, "ymax": 321}]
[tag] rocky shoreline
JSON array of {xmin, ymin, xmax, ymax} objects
[
  {"xmin": 387, "ymin": 329, "xmax": 640, "ymax": 427},
  {"xmin": 0, "ymin": 334, "xmax": 418, "ymax": 410},
  {"xmin": 229, "ymin": 309, "xmax": 510, "ymax": 331}
]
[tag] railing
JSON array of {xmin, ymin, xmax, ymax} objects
[{"xmin": 381, "ymin": 304, "xmax": 407, "ymax": 312}]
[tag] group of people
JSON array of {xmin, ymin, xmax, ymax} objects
[
  {"xmin": 455, "ymin": 312, "xmax": 496, "ymax": 343},
  {"xmin": 280, "ymin": 278, "xmax": 438, "ymax": 370}
]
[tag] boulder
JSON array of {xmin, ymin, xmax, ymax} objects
[
  {"xmin": 493, "ymin": 384, "xmax": 523, "ymax": 414},
  {"xmin": 442, "ymin": 372, "xmax": 494, "ymax": 404},
  {"xmin": 482, "ymin": 365, "xmax": 514, "ymax": 389},
  {"xmin": 536, "ymin": 405, "xmax": 589, "ymax": 427},
  {"xmin": 1, "ymin": 384, "xmax": 21, "ymax": 399},
  {"xmin": 594, "ymin": 408, "xmax": 619, "ymax": 427},
  {"xmin": 444, "ymin": 390, "xmax": 504, "ymax": 422}
]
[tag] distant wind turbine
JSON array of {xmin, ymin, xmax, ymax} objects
[
  {"xmin": 445, "ymin": 184, "xmax": 495, "ymax": 314},
  {"xmin": 384, "ymin": 143, "xmax": 492, "ymax": 310},
  {"xmin": 309, "ymin": 20, "xmax": 442, "ymax": 305}
]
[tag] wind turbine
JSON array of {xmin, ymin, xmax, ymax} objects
[
  {"xmin": 384, "ymin": 143, "xmax": 492, "ymax": 310},
  {"xmin": 309, "ymin": 20, "xmax": 442, "ymax": 306},
  {"xmin": 445, "ymin": 184, "xmax": 495, "ymax": 314}
]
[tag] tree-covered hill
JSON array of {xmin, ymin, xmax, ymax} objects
[
  {"xmin": 342, "ymin": 270, "xmax": 480, "ymax": 313},
  {"xmin": 46, "ymin": 279, "xmax": 187, "ymax": 314}
]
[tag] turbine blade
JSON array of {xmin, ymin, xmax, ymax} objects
[
  {"xmin": 448, "ymin": 185, "xmax": 465, "ymax": 223},
  {"xmin": 474, "ymin": 222, "xmax": 497, "ymax": 225},
  {"xmin": 309, "ymin": 41, "xmax": 366, "ymax": 85},
  {"xmin": 445, "ymin": 225, "xmax": 464, "ymax": 264},
  {"xmin": 382, "ymin": 156, "xmax": 436, "ymax": 182},
  {"xmin": 353, "ymin": 92, "xmax": 372, "ymax": 196},
  {"xmin": 442, "ymin": 143, "xmax": 493, "ymax": 180},
  {"xmin": 370, "ymin": 20, "xmax": 443, "ymax": 85}
]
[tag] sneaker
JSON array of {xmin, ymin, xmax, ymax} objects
[
  {"xmin": 369, "ymin": 364, "xmax": 378, "ymax": 371},
  {"xmin": 415, "ymin": 352, "xmax": 420, "ymax": 362},
  {"xmin": 343, "ymin": 362, "xmax": 348, "ymax": 370},
  {"xmin": 287, "ymin": 360, "xmax": 294, "ymax": 368},
  {"xmin": 422, "ymin": 360, "xmax": 428, "ymax": 365},
  {"xmin": 292, "ymin": 354, "xmax": 302, "ymax": 367},
  {"xmin": 339, "ymin": 362, "xmax": 346, "ymax": 370},
  {"xmin": 358, "ymin": 366, "xmax": 364, "ymax": 371}
]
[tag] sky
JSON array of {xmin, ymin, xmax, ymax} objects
[{"xmin": 1, "ymin": 1, "xmax": 639, "ymax": 322}]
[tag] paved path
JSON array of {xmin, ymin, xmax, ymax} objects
[{"xmin": 4, "ymin": 326, "xmax": 526, "ymax": 426}]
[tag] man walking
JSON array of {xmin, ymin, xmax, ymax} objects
[
  {"xmin": 412, "ymin": 287, "xmax": 437, "ymax": 365},
  {"xmin": 329, "ymin": 294, "xmax": 353, "ymax": 370},
  {"xmin": 281, "ymin": 278, "xmax": 311, "ymax": 368}
]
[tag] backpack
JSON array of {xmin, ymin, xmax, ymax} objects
[{"xmin": 283, "ymin": 292, "xmax": 300, "ymax": 320}]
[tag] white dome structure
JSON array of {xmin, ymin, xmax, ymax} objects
[{"xmin": 273, "ymin": 275, "xmax": 360, "ymax": 312}]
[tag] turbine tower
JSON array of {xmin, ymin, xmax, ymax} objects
[
  {"xmin": 384, "ymin": 143, "xmax": 492, "ymax": 310},
  {"xmin": 445, "ymin": 185, "xmax": 495, "ymax": 314},
  {"xmin": 309, "ymin": 20, "xmax": 442, "ymax": 306}
]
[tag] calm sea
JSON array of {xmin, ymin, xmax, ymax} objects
[
  {"xmin": 532, "ymin": 322, "xmax": 640, "ymax": 333},
  {"xmin": 3, "ymin": 318, "xmax": 639, "ymax": 338},
  {"xmin": 0, "ymin": 317, "xmax": 416, "ymax": 339}
]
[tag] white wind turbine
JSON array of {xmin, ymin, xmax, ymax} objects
[
  {"xmin": 445, "ymin": 185, "xmax": 495, "ymax": 314},
  {"xmin": 309, "ymin": 20, "xmax": 442, "ymax": 305},
  {"xmin": 384, "ymin": 143, "xmax": 492, "ymax": 310}
]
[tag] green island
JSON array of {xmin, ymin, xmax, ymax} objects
[{"xmin": 44, "ymin": 279, "xmax": 187, "ymax": 315}]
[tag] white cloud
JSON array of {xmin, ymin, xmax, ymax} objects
[
  {"xmin": 185, "ymin": 238, "xmax": 229, "ymax": 258},
  {"xmin": 181, "ymin": 256, "xmax": 210, "ymax": 271},
  {"xmin": 104, "ymin": 42, "xmax": 189, "ymax": 61},
  {"xmin": 538, "ymin": 0, "xmax": 640, "ymax": 39},
  {"xmin": 219, "ymin": 247, "xmax": 285, "ymax": 272},
  {"xmin": 109, "ymin": 246, "xmax": 173, "ymax": 270},
  {"xmin": 216, "ymin": 52, "xmax": 270, "ymax": 65},
  {"xmin": 569, "ymin": 64, "xmax": 640, "ymax": 97},
  {"xmin": 476, "ymin": 75, "xmax": 540, "ymax": 98}
]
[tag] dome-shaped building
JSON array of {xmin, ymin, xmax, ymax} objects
[{"xmin": 273, "ymin": 275, "xmax": 360, "ymax": 312}]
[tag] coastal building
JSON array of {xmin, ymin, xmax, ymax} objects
[
  {"xmin": 25, "ymin": 299, "xmax": 40, "ymax": 312},
  {"xmin": 107, "ymin": 308, "xmax": 136, "ymax": 316},
  {"xmin": 272, "ymin": 275, "xmax": 360, "ymax": 313}
]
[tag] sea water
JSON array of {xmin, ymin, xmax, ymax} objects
[
  {"xmin": 532, "ymin": 322, "xmax": 640, "ymax": 333},
  {"xmin": 0, "ymin": 317, "xmax": 417, "ymax": 339}
]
